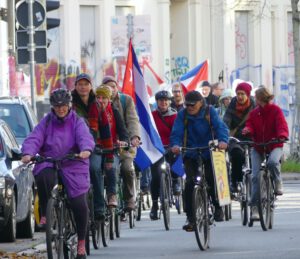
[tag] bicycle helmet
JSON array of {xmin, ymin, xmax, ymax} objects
[
  {"xmin": 50, "ymin": 88, "xmax": 72, "ymax": 106},
  {"xmin": 155, "ymin": 90, "xmax": 172, "ymax": 100}
]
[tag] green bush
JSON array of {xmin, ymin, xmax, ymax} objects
[{"xmin": 281, "ymin": 159, "xmax": 300, "ymax": 173}]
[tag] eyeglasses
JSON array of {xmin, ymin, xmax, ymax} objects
[{"xmin": 185, "ymin": 103, "xmax": 196, "ymax": 107}]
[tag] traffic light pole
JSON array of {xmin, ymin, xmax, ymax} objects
[{"xmin": 27, "ymin": 0, "xmax": 37, "ymax": 114}]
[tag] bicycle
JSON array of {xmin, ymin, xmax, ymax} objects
[
  {"xmin": 249, "ymin": 139, "xmax": 287, "ymax": 231},
  {"xmin": 180, "ymin": 144, "xmax": 216, "ymax": 251},
  {"xmin": 158, "ymin": 153, "xmax": 174, "ymax": 231},
  {"xmin": 29, "ymin": 154, "xmax": 79, "ymax": 259},
  {"xmin": 229, "ymin": 137, "xmax": 253, "ymax": 226}
]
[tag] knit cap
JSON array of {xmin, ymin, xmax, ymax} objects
[
  {"xmin": 95, "ymin": 85, "xmax": 112, "ymax": 99},
  {"xmin": 236, "ymin": 82, "xmax": 252, "ymax": 97}
]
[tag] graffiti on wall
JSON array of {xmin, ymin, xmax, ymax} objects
[
  {"xmin": 164, "ymin": 56, "xmax": 190, "ymax": 83},
  {"xmin": 235, "ymin": 24, "xmax": 248, "ymax": 60}
]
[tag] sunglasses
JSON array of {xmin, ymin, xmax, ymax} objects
[{"xmin": 185, "ymin": 103, "xmax": 196, "ymax": 107}]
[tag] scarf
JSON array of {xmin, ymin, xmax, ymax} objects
[{"xmin": 235, "ymin": 98, "xmax": 250, "ymax": 118}]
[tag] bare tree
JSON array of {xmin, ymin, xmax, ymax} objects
[{"xmin": 291, "ymin": 0, "xmax": 300, "ymax": 156}]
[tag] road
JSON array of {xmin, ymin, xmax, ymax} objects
[{"xmin": 1, "ymin": 181, "xmax": 299, "ymax": 259}]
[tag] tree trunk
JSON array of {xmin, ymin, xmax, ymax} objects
[{"xmin": 291, "ymin": 0, "xmax": 300, "ymax": 156}]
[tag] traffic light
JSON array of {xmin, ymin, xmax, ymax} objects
[{"xmin": 46, "ymin": 0, "xmax": 60, "ymax": 30}]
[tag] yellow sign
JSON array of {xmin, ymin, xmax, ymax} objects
[{"xmin": 210, "ymin": 149, "xmax": 231, "ymax": 206}]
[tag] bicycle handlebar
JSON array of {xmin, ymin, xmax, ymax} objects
[
  {"xmin": 30, "ymin": 153, "xmax": 79, "ymax": 164},
  {"xmin": 229, "ymin": 137, "xmax": 288, "ymax": 147}
]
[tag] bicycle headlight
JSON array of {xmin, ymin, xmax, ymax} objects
[{"xmin": 161, "ymin": 162, "xmax": 167, "ymax": 170}]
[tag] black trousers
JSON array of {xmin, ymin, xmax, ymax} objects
[
  {"xmin": 35, "ymin": 168, "xmax": 88, "ymax": 240},
  {"xmin": 183, "ymin": 157, "xmax": 219, "ymax": 219}
]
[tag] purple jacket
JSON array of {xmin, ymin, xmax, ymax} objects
[{"xmin": 22, "ymin": 109, "xmax": 95, "ymax": 198}]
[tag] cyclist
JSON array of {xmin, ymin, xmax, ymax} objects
[
  {"xmin": 150, "ymin": 90, "xmax": 179, "ymax": 220},
  {"xmin": 72, "ymin": 73, "xmax": 114, "ymax": 220},
  {"xmin": 170, "ymin": 90, "xmax": 229, "ymax": 231},
  {"xmin": 171, "ymin": 82, "xmax": 185, "ymax": 111},
  {"xmin": 223, "ymin": 82, "xmax": 255, "ymax": 192},
  {"xmin": 95, "ymin": 85, "xmax": 129, "ymax": 206},
  {"xmin": 21, "ymin": 89, "xmax": 94, "ymax": 259},
  {"xmin": 217, "ymin": 88, "xmax": 234, "ymax": 119},
  {"xmin": 102, "ymin": 75, "xmax": 141, "ymax": 211},
  {"xmin": 242, "ymin": 86, "xmax": 289, "ymax": 220}
]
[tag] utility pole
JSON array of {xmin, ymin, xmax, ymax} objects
[
  {"xmin": 27, "ymin": 0, "xmax": 37, "ymax": 114},
  {"xmin": 291, "ymin": 0, "xmax": 300, "ymax": 156}
]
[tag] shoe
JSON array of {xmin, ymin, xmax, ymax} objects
[
  {"xmin": 214, "ymin": 207, "xmax": 224, "ymax": 222},
  {"xmin": 94, "ymin": 211, "xmax": 105, "ymax": 221},
  {"xmin": 149, "ymin": 203, "xmax": 158, "ymax": 220},
  {"xmin": 182, "ymin": 218, "xmax": 194, "ymax": 232},
  {"xmin": 37, "ymin": 216, "xmax": 46, "ymax": 231},
  {"xmin": 275, "ymin": 181, "xmax": 283, "ymax": 196},
  {"xmin": 108, "ymin": 194, "xmax": 118, "ymax": 207},
  {"xmin": 76, "ymin": 240, "xmax": 86, "ymax": 259},
  {"xmin": 125, "ymin": 198, "xmax": 135, "ymax": 211},
  {"xmin": 251, "ymin": 206, "xmax": 259, "ymax": 220}
]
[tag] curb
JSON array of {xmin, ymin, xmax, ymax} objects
[{"xmin": 282, "ymin": 173, "xmax": 300, "ymax": 181}]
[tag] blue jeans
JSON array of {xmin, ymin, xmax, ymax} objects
[
  {"xmin": 250, "ymin": 147, "xmax": 283, "ymax": 205},
  {"xmin": 89, "ymin": 152, "xmax": 104, "ymax": 214},
  {"xmin": 140, "ymin": 167, "xmax": 151, "ymax": 190},
  {"xmin": 105, "ymin": 154, "xmax": 119, "ymax": 194}
]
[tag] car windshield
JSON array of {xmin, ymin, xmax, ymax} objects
[{"xmin": 0, "ymin": 104, "xmax": 31, "ymax": 138}]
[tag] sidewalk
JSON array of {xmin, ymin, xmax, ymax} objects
[{"xmin": 282, "ymin": 172, "xmax": 300, "ymax": 181}]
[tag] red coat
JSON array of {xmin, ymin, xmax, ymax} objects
[
  {"xmin": 245, "ymin": 103, "xmax": 289, "ymax": 154},
  {"xmin": 152, "ymin": 109, "xmax": 177, "ymax": 146}
]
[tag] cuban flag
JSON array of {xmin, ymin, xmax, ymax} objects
[
  {"xmin": 180, "ymin": 60, "xmax": 209, "ymax": 91},
  {"xmin": 122, "ymin": 39, "xmax": 164, "ymax": 170},
  {"xmin": 142, "ymin": 60, "xmax": 164, "ymax": 97}
]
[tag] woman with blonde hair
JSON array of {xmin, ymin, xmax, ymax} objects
[{"xmin": 243, "ymin": 86, "xmax": 289, "ymax": 220}]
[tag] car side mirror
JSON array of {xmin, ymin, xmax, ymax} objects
[{"xmin": 11, "ymin": 147, "xmax": 22, "ymax": 161}]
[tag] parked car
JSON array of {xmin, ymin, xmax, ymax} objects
[
  {"xmin": 0, "ymin": 119, "xmax": 35, "ymax": 242},
  {"xmin": 0, "ymin": 97, "xmax": 38, "ymax": 146}
]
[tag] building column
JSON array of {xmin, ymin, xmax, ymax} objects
[
  {"xmin": 157, "ymin": 0, "xmax": 171, "ymax": 83},
  {"xmin": 60, "ymin": 0, "xmax": 81, "ymax": 66}
]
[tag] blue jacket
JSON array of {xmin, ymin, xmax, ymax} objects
[
  {"xmin": 170, "ymin": 105, "xmax": 229, "ymax": 159},
  {"xmin": 22, "ymin": 109, "xmax": 95, "ymax": 198}
]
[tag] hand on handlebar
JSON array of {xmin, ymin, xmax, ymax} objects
[
  {"xmin": 78, "ymin": 150, "xmax": 91, "ymax": 159},
  {"xmin": 218, "ymin": 141, "xmax": 228, "ymax": 150},
  {"xmin": 242, "ymin": 127, "xmax": 250, "ymax": 136},
  {"xmin": 21, "ymin": 155, "xmax": 32, "ymax": 164},
  {"xmin": 131, "ymin": 136, "xmax": 140, "ymax": 147},
  {"xmin": 171, "ymin": 145, "xmax": 180, "ymax": 155}
]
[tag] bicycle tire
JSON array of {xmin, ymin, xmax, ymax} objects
[
  {"xmin": 115, "ymin": 210, "xmax": 121, "ymax": 238},
  {"xmin": 92, "ymin": 220, "xmax": 101, "ymax": 249},
  {"xmin": 257, "ymin": 170, "xmax": 271, "ymax": 231},
  {"xmin": 225, "ymin": 204, "xmax": 231, "ymax": 221},
  {"xmin": 175, "ymin": 194, "xmax": 183, "ymax": 215},
  {"xmin": 241, "ymin": 174, "xmax": 251, "ymax": 226},
  {"xmin": 160, "ymin": 173, "xmax": 170, "ymax": 231},
  {"xmin": 193, "ymin": 186, "xmax": 210, "ymax": 251},
  {"xmin": 109, "ymin": 208, "xmax": 115, "ymax": 240},
  {"xmin": 137, "ymin": 193, "xmax": 142, "ymax": 221},
  {"xmin": 129, "ymin": 209, "xmax": 135, "ymax": 229},
  {"xmin": 46, "ymin": 198, "xmax": 64, "ymax": 259},
  {"xmin": 268, "ymin": 179, "xmax": 275, "ymax": 229},
  {"xmin": 101, "ymin": 218, "xmax": 110, "ymax": 247},
  {"xmin": 85, "ymin": 222, "xmax": 90, "ymax": 255}
]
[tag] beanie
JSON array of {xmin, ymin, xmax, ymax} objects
[
  {"xmin": 236, "ymin": 82, "xmax": 252, "ymax": 97},
  {"xmin": 95, "ymin": 85, "xmax": 112, "ymax": 99},
  {"xmin": 201, "ymin": 80, "xmax": 210, "ymax": 87},
  {"xmin": 102, "ymin": 75, "xmax": 117, "ymax": 85}
]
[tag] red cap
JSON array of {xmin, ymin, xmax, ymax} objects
[{"xmin": 236, "ymin": 82, "xmax": 252, "ymax": 97}]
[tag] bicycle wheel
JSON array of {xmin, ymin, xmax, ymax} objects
[
  {"xmin": 92, "ymin": 220, "xmax": 101, "ymax": 249},
  {"xmin": 224, "ymin": 204, "xmax": 231, "ymax": 221},
  {"xmin": 109, "ymin": 208, "xmax": 115, "ymax": 240},
  {"xmin": 268, "ymin": 179, "xmax": 275, "ymax": 229},
  {"xmin": 175, "ymin": 194, "xmax": 183, "ymax": 215},
  {"xmin": 46, "ymin": 198, "xmax": 64, "ymax": 259},
  {"xmin": 193, "ymin": 186, "xmax": 209, "ymax": 251},
  {"xmin": 160, "ymin": 173, "xmax": 170, "ymax": 231},
  {"xmin": 129, "ymin": 209, "xmax": 135, "ymax": 229},
  {"xmin": 115, "ymin": 209, "xmax": 121, "ymax": 238},
  {"xmin": 101, "ymin": 217, "xmax": 110, "ymax": 247},
  {"xmin": 257, "ymin": 170, "xmax": 271, "ymax": 231},
  {"xmin": 241, "ymin": 175, "xmax": 251, "ymax": 226},
  {"xmin": 136, "ymin": 193, "xmax": 142, "ymax": 221}
]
